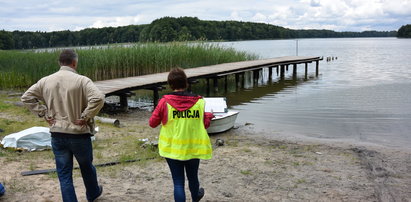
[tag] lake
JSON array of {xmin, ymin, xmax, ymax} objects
[{"xmin": 209, "ymin": 38, "xmax": 411, "ymax": 149}]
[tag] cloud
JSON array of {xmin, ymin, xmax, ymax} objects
[
  {"xmin": 0, "ymin": 0, "xmax": 409, "ymax": 32},
  {"xmin": 91, "ymin": 15, "xmax": 145, "ymax": 28},
  {"xmin": 230, "ymin": 11, "xmax": 243, "ymax": 21},
  {"xmin": 251, "ymin": 13, "xmax": 267, "ymax": 22}
]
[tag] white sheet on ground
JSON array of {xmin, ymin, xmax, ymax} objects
[{"xmin": 1, "ymin": 127, "xmax": 51, "ymax": 151}]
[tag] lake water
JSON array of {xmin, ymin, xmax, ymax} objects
[{"xmin": 210, "ymin": 38, "xmax": 411, "ymax": 149}]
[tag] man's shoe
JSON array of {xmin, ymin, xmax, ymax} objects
[
  {"xmin": 195, "ymin": 187, "xmax": 205, "ymax": 202},
  {"xmin": 89, "ymin": 185, "xmax": 103, "ymax": 202}
]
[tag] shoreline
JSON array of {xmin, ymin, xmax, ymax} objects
[
  {"xmin": 1, "ymin": 109, "xmax": 410, "ymax": 201},
  {"xmin": 237, "ymin": 124, "xmax": 411, "ymax": 153}
]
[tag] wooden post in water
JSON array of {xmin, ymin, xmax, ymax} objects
[
  {"xmin": 305, "ymin": 63, "xmax": 308, "ymax": 80},
  {"xmin": 153, "ymin": 88, "xmax": 159, "ymax": 109},
  {"xmin": 276, "ymin": 66, "xmax": 279, "ymax": 76},
  {"xmin": 280, "ymin": 65, "xmax": 285, "ymax": 80},
  {"xmin": 253, "ymin": 69, "xmax": 260, "ymax": 85},
  {"xmin": 286, "ymin": 65, "xmax": 289, "ymax": 72},
  {"xmin": 292, "ymin": 64, "xmax": 297, "ymax": 79},
  {"xmin": 315, "ymin": 60, "xmax": 319, "ymax": 77},
  {"xmin": 268, "ymin": 67, "xmax": 273, "ymax": 80},
  {"xmin": 241, "ymin": 72, "xmax": 245, "ymax": 88},
  {"xmin": 235, "ymin": 73, "xmax": 240, "ymax": 90},
  {"xmin": 119, "ymin": 94, "xmax": 128, "ymax": 112}
]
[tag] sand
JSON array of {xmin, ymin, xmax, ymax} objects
[{"xmin": 1, "ymin": 110, "xmax": 410, "ymax": 202}]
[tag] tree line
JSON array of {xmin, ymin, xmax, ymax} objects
[
  {"xmin": 397, "ymin": 24, "xmax": 411, "ymax": 38},
  {"xmin": 0, "ymin": 16, "xmax": 400, "ymax": 50}
]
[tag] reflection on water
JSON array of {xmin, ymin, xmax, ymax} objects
[{"xmin": 189, "ymin": 68, "xmax": 318, "ymax": 106}]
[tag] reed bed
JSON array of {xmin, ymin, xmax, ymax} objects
[{"xmin": 0, "ymin": 43, "xmax": 258, "ymax": 89}]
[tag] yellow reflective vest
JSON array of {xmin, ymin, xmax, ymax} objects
[{"xmin": 159, "ymin": 99, "xmax": 212, "ymax": 160}]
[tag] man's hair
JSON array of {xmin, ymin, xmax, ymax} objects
[
  {"xmin": 167, "ymin": 67, "xmax": 188, "ymax": 90},
  {"xmin": 59, "ymin": 49, "xmax": 78, "ymax": 66}
]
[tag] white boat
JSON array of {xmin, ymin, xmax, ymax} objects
[{"xmin": 207, "ymin": 110, "xmax": 239, "ymax": 134}]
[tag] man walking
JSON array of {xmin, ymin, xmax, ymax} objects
[{"xmin": 21, "ymin": 49, "xmax": 105, "ymax": 202}]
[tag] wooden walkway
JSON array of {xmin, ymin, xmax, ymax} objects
[{"xmin": 95, "ymin": 56, "xmax": 321, "ymax": 97}]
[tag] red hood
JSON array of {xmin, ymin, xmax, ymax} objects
[{"xmin": 163, "ymin": 94, "xmax": 202, "ymax": 111}]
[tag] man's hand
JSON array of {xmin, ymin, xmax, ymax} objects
[
  {"xmin": 44, "ymin": 117, "xmax": 55, "ymax": 126},
  {"xmin": 74, "ymin": 119, "xmax": 87, "ymax": 126}
]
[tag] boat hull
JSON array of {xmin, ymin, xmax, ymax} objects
[{"xmin": 207, "ymin": 111, "xmax": 239, "ymax": 134}]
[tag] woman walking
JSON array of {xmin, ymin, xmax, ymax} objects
[{"xmin": 149, "ymin": 68, "xmax": 213, "ymax": 202}]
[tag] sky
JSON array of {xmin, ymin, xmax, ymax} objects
[{"xmin": 1, "ymin": 0, "xmax": 410, "ymax": 32}]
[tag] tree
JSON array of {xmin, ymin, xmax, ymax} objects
[
  {"xmin": 0, "ymin": 30, "xmax": 14, "ymax": 49},
  {"xmin": 398, "ymin": 24, "xmax": 411, "ymax": 38}
]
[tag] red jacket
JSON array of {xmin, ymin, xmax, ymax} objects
[{"xmin": 149, "ymin": 92, "xmax": 213, "ymax": 128}]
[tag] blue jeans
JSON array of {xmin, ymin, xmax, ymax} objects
[
  {"xmin": 51, "ymin": 136, "xmax": 100, "ymax": 202},
  {"xmin": 166, "ymin": 158, "xmax": 200, "ymax": 202},
  {"xmin": 0, "ymin": 182, "xmax": 5, "ymax": 196}
]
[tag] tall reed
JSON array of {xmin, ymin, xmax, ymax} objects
[{"xmin": 0, "ymin": 42, "xmax": 258, "ymax": 89}]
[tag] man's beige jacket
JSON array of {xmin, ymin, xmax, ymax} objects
[{"xmin": 21, "ymin": 66, "xmax": 105, "ymax": 134}]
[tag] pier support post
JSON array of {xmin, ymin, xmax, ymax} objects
[
  {"xmin": 119, "ymin": 94, "xmax": 128, "ymax": 112},
  {"xmin": 286, "ymin": 65, "xmax": 289, "ymax": 72},
  {"xmin": 235, "ymin": 73, "xmax": 240, "ymax": 90},
  {"xmin": 187, "ymin": 79, "xmax": 199, "ymax": 93},
  {"xmin": 292, "ymin": 64, "xmax": 297, "ymax": 80},
  {"xmin": 153, "ymin": 88, "xmax": 159, "ymax": 109},
  {"xmin": 276, "ymin": 66, "xmax": 279, "ymax": 76},
  {"xmin": 241, "ymin": 72, "xmax": 245, "ymax": 88},
  {"xmin": 280, "ymin": 65, "xmax": 285, "ymax": 80},
  {"xmin": 315, "ymin": 60, "xmax": 319, "ymax": 77},
  {"xmin": 305, "ymin": 63, "xmax": 308, "ymax": 80},
  {"xmin": 253, "ymin": 69, "xmax": 260, "ymax": 85},
  {"xmin": 224, "ymin": 75, "xmax": 228, "ymax": 92},
  {"xmin": 213, "ymin": 77, "xmax": 218, "ymax": 93},
  {"xmin": 268, "ymin": 67, "xmax": 273, "ymax": 80},
  {"xmin": 206, "ymin": 78, "xmax": 210, "ymax": 96}
]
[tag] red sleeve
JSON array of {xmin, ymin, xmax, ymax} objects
[
  {"xmin": 149, "ymin": 98, "xmax": 168, "ymax": 128},
  {"xmin": 203, "ymin": 112, "xmax": 214, "ymax": 129}
]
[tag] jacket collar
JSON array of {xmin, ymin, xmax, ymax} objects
[{"xmin": 60, "ymin": 66, "xmax": 78, "ymax": 74}]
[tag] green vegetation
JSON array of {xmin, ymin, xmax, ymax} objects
[
  {"xmin": 0, "ymin": 42, "xmax": 258, "ymax": 89},
  {"xmin": 0, "ymin": 16, "xmax": 397, "ymax": 50},
  {"xmin": 0, "ymin": 94, "xmax": 47, "ymax": 136},
  {"xmin": 0, "ymin": 91, "xmax": 161, "ymax": 183},
  {"xmin": 397, "ymin": 24, "xmax": 411, "ymax": 38},
  {"xmin": 240, "ymin": 169, "xmax": 252, "ymax": 175}
]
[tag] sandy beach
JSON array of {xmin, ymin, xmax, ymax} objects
[{"xmin": 1, "ymin": 108, "xmax": 411, "ymax": 202}]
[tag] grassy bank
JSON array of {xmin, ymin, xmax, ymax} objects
[
  {"xmin": 0, "ymin": 42, "xmax": 258, "ymax": 89},
  {"xmin": 0, "ymin": 91, "xmax": 161, "ymax": 179}
]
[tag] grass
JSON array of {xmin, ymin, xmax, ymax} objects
[
  {"xmin": 0, "ymin": 91, "xmax": 161, "ymax": 181},
  {"xmin": 240, "ymin": 170, "xmax": 252, "ymax": 175},
  {"xmin": 0, "ymin": 94, "xmax": 48, "ymax": 139},
  {"xmin": 0, "ymin": 42, "xmax": 258, "ymax": 89},
  {"xmin": 296, "ymin": 179, "xmax": 306, "ymax": 184}
]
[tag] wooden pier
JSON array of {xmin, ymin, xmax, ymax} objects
[{"xmin": 95, "ymin": 56, "xmax": 322, "ymax": 110}]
